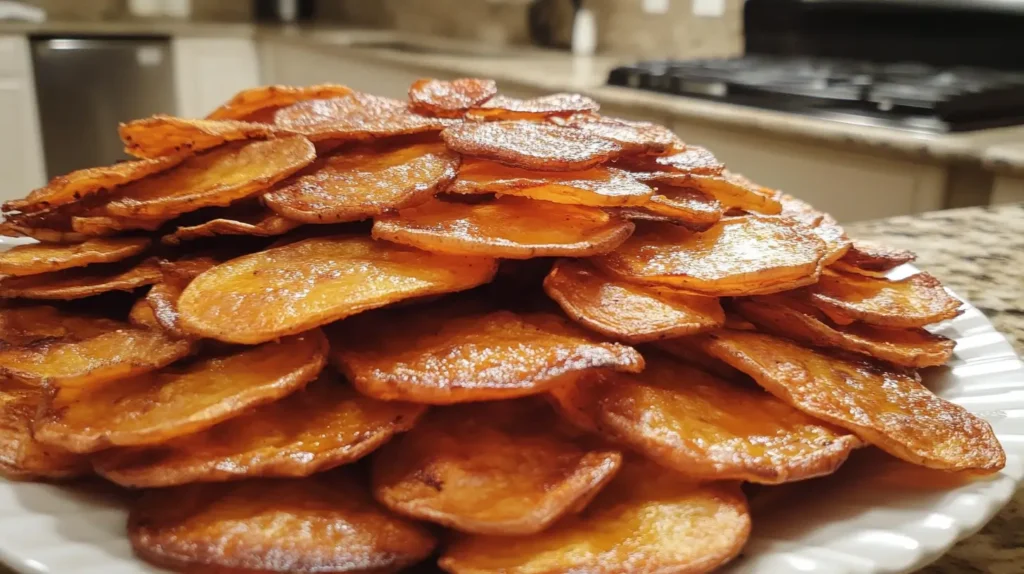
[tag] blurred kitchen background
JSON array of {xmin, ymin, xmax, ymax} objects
[{"xmin": 1, "ymin": 0, "xmax": 1023, "ymax": 221}]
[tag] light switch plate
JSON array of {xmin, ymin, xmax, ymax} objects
[
  {"xmin": 692, "ymin": 0, "xmax": 725, "ymax": 17},
  {"xmin": 642, "ymin": 0, "xmax": 670, "ymax": 15}
]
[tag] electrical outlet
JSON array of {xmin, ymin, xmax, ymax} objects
[{"xmin": 643, "ymin": 0, "xmax": 670, "ymax": 15}]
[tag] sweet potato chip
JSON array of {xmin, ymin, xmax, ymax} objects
[
  {"xmin": 70, "ymin": 214, "xmax": 166, "ymax": 236},
  {"xmin": 554, "ymin": 114, "xmax": 677, "ymax": 155},
  {"xmin": 161, "ymin": 208, "xmax": 300, "ymax": 245},
  {"xmin": 654, "ymin": 337, "xmax": 750, "ymax": 382},
  {"xmin": 0, "ymin": 387, "xmax": 88, "ymax": 480},
  {"xmin": 330, "ymin": 305, "xmax": 644, "ymax": 404},
  {"xmin": 105, "ymin": 136, "xmax": 315, "ymax": 220},
  {"xmin": 543, "ymin": 258, "xmax": 724, "ymax": 343},
  {"xmin": 178, "ymin": 235, "xmax": 497, "ymax": 344},
  {"xmin": 0, "ymin": 221, "xmax": 87, "ymax": 244},
  {"xmin": 373, "ymin": 399, "xmax": 622, "ymax": 535},
  {"xmin": 0, "ymin": 257, "xmax": 162, "ymax": 300},
  {"xmin": 119, "ymin": 115, "xmax": 277, "ymax": 159},
  {"xmin": 33, "ymin": 330, "xmax": 327, "ymax": 453},
  {"xmin": 613, "ymin": 186, "xmax": 723, "ymax": 230},
  {"xmin": 264, "ymin": 142, "xmax": 459, "ymax": 223},
  {"xmin": 449, "ymin": 159, "xmax": 653, "ymax": 207},
  {"xmin": 832, "ymin": 239, "xmax": 916, "ymax": 276},
  {"xmin": 2, "ymin": 155, "xmax": 185, "ymax": 214},
  {"xmin": 0, "ymin": 237, "xmax": 150, "ymax": 277},
  {"xmin": 144, "ymin": 282, "xmax": 189, "ymax": 337},
  {"xmin": 440, "ymin": 456, "xmax": 750, "ymax": 574},
  {"xmin": 809, "ymin": 214, "xmax": 851, "ymax": 265},
  {"xmin": 592, "ymin": 216, "xmax": 826, "ymax": 296},
  {"xmin": 442, "ymin": 121, "xmax": 621, "ymax": 171},
  {"xmin": 466, "ymin": 93, "xmax": 599, "ymax": 121},
  {"xmin": 206, "ymin": 83, "xmax": 354, "ymax": 121},
  {"xmin": 409, "ymin": 78, "xmax": 497, "ymax": 117},
  {"xmin": 640, "ymin": 171, "xmax": 782, "ymax": 215},
  {"xmin": 735, "ymin": 296, "xmax": 955, "ymax": 368},
  {"xmin": 0, "ymin": 325, "xmax": 193, "ymax": 388},
  {"xmin": 700, "ymin": 330, "xmax": 1005, "ymax": 473},
  {"xmin": 623, "ymin": 145, "xmax": 721, "ymax": 176},
  {"xmin": 96, "ymin": 374, "xmax": 425, "ymax": 487},
  {"xmin": 372, "ymin": 196, "xmax": 634, "ymax": 259},
  {"xmin": 274, "ymin": 92, "xmax": 452, "ymax": 142},
  {"xmin": 806, "ymin": 269, "xmax": 962, "ymax": 328},
  {"xmin": 0, "ymin": 305, "xmax": 121, "ymax": 346},
  {"xmin": 129, "ymin": 297, "xmax": 160, "ymax": 329},
  {"xmin": 560, "ymin": 352, "xmax": 860, "ymax": 483},
  {"xmin": 129, "ymin": 470, "xmax": 437, "ymax": 574}
]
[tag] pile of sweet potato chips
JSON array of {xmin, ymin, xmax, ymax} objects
[{"xmin": 0, "ymin": 79, "xmax": 1005, "ymax": 574}]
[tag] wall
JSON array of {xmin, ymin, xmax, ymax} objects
[{"xmin": 23, "ymin": 0, "xmax": 252, "ymax": 21}]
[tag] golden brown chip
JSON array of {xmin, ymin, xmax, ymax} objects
[
  {"xmin": 640, "ymin": 171, "xmax": 782, "ymax": 215},
  {"xmin": 161, "ymin": 208, "xmax": 300, "ymax": 245},
  {"xmin": 264, "ymin": 142, "xmax": 460, "ymax": 224},
  {"xmin": 806, "ymin": 269, "xmax": 962, "ymax": 328},
  {"xmin": 129, "ymin": 297, "xmax": 161, "ymax": 329},
  {"xmin": 623, "ymin": 145, "xmax": 723, "ymax": 176},
  {"xmin": 450, "ymin": 159, "xmax": 653, "ymax": 207},
  {"xmin": 614, "ymin": 185, "xmax": 724, "ymax": 230},
  {"xmin": 832, "ymin": 239, "xmax": 917, "ymax": 276},
  {"xmin": 592, "ymin": 216, "xmax": 826, "ymax": 296},
  {"xmin": 105, "ymin": 136, "xmax": 316, "ymax": 220},
  {"xmin": 330, "ymin": 305, "xmax": 644, "ymax": 404},
  {"xmin": 439, "ymin": 456, "xmax": 750, "ymax": 574},
  {"xmin": 2, "ymin": 155, "xmax": 186, "ymax": 214},
  {"xmin": 70, "ymin": 214, "xmax": 166, "ymax": 237},
  {"xmin": 809, "ymin": 214, "xmax": 851, "ymax": 265},
  {"xmin": 274, "ymin": 92, "xmax": 453, "ymax": 142},
  {"xmin": 0, "ymin": 237, "xmax": 150, "ymax": 277},
  {"xmin": 0, "ymin": 325, "xmax": 193, "ymax": 388},
  {"xmin": 144, "ymin": 282, "xmax": 189, "ymax": 337},
  {"xmin": 653, "ymin": 337, "xmax": 751, "ymax": 383},
  {"xmin": 95, "ymin": 374, "xmax": 425, "ymax": 487},
  {"xmin": 466, "ymin": 93, "xmax": 599, "ymax": 121},
  {"xmin": 776, "ymin": 192, "xmax": 822, "ymax": 227},
  {"xmin": 734, "ymin": 296, "xmax": 955, "ymax": 368},
  {"xmin": 178, "ymin": 235, "xmax": 497, "ymax": 345},
  {"xmin": 33, "ymin": 330, "xmax": 327, "ymax": 453},
  {"xmin": 206, "ymin": 83, "xmax": 355, "ymax": 121},
  {"xmin": 373, "ymin": 399, "xmax": 622, "ymax": 535},
  {"xmin": 0, "ymin": 257, "xmax": 162, "ymax": 300},
  {"xmin": 0, "ymin": 221, "xmax": 87, "ymax": 244},
  {"xmin": 0, "ymin": 387, "xmax": 88, "ymax": 480},
  {"xmin": 442, "ymin": 121, "xmax": 622, "ymax": 171},
  {"xmin": 554, "ymin": 113, "xmax": 677, "ymax": 155},
  {"xmin": 409, "ymin": 78, "xmax": 498, "ymax": 117},
  {"xmin": 700, "ymin": 329, "xmax": 1005, "ymax": 473},
  {"xmin": 373, "ymin": 196, "xmax": 634, "ymax": 259},
  {"xmin": 543, "ymin": 258, "xmax": 724, "ymax": 343},
  {"xmin": 0, "ymin": 305, "xmax": 121, "ymax": 346},
  {"xmin": 558, "ymin": 352, "xmax": 860, "ymax": 484},
  {"xmin": 129, "ymin": 470, "xmax": 437, "ymax": 574},
  {"xmin": 119, "ymin": 115, "xmax": 278, "ymax": 158}
]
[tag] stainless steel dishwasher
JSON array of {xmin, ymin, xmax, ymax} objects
[{"xmin": 30, "ymin": 36, "xmax": 177, "ymax": 178}]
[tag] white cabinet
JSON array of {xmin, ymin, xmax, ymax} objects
[
  {"xmin": 0, "ymin": 35, "xmax": 47, "ymax": 202},
  {"xmin": 173, "ymin": 37, "xmax": 261, "ymax": 118}
]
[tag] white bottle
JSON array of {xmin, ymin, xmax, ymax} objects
[
  {"xmin": 128, "ymin": 0, "xmax": 162, "ymax": 18},
  {"xmin": 571, "ymin": 6, "xmax": 597, "ymax": 56}
]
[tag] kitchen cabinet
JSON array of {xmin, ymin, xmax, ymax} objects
[
  {"xmin": 173, "ymin": 37, "xmax": 261, "ymax": 118},
  {"xmin": 991, "ymin": 176, "xmax": 1024, "ymax": 205},
  {"xmin": 0, "ymin": 35, "xmax": 47, "ymax": 201}
]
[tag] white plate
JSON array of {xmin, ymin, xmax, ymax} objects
[{"xmin": 1, "ymin": 264, "xmax": 1022, "ymax": 574}]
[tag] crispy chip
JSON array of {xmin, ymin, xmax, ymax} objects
[
  {"xmin": 832, "ymin": 239, "xmax": 917, "ymax": 276},
  {"xmin": 623, "ymin": 145, "xmax": 722, "ymax": 176},
  {"xmin": 2, "ymin": 155, "xmax": 185, "ymax": 214},
  {"xmin": 70, "ymin": 214, "xmax": 166, "ymax": 237},
  {"xmin": 0, "ymin": 221, "xmax": 87, "ymax": 244},
  {"xmin": 449, "ymin": 159, "xmax": 653, "ymax": 207},
  {"xmin": 0, "ymin": 257, "xmax": 162, "ymax": 300},
  {"xmin": 409, "ymin": 78, "xmax": 498, "ymax": 117},
  {"xmin": 467, "ymin": 93, "xmax": 599, "ymax": 121},
  {"xmin": 442, "ymin": 121, "xmax": 621, "ymax": 171},
  {"xmin": 735, "ymin": 296, "xmax": 955, "ymax": 368},
  {"xmin": 96, "ymin": 374, "xmax": 425, "ymax": 487},
  {"xmin": 557, "ymin": 352, "xmax": 860, "ymax": 484},
  {"xmin": 119, "ymin": 115, "xmax": 278, "ymax": 158},
  {"xmin": 613, "ymin": 186, "xmax": 724, "ymax": 230},
  {"xmin": 806, "ymin": 269, "xmax": 962, "ymax": 328},
  {"xmin": 161, "ymin": 207, "xmax": 300, "ymax": 245},
  {"xmin": 654, "ymin": 337, "xmax": 750, "ymax": 382},
  {"xmin": 0, "ymin": 387, "xmax": 88, "ymax": 480},
  {"xmin": 373, "ymin": 399, "xmax": 621, "ymax": 535},
  {"xmin": 129, "ymin": 470, "xmax": 437, "ymax": 573},
  {"xmin": 206, "ymin": 83, "xmax": 354, "ymax": 121},
  {"xmin": 105, "ymin": 136, "xmax": 315, "ymax": 220},
  {"xmin": 330, "ymin": 305, "xmax": 643, "ymax": 404},
  {"xmin": 592, "ymin": 216, "xmax": 826, "ymax": 296},
  {"xmin": 0, "ymin": 237, "xmax": 150, "ymax": 277},
  {"xmin": 33, "ymin": 330, "xmax": 327, "ymax": 453},
  {"xmin": 178, "ymin": 235, "xmax": 497, "ymax": 344},
  {"xmin": 700, "ymin": 330, "xmax": 1005, "ymax": 472},
  {"xmin": 0, "ymin": 325, "xmax": 193, "ymax": 388},
  {"xmin": 0, "ymin": 305, "xmax": 121, "ymax": 346},
  {"xmin": 372, "ymin": 196, "xmax": 634, "ymax": 259},
  {"xmin": 274, "ymin": 92, "xmax": 453, "ymax": 141},
  {"xmin": 639, "ymin": 171, "xmax": 782, "ymax": 215},
  {"xmin": 809, "ymin": 214, "xmax": 851, "ymax": 265},
  {"xmin": 129, "ymin": 297, "xmax": 161, "ymax": 329},
  {"xmin": 554, "ymin": 114, "xmax": 677, "ymax": 155},
  {"xmin": 144, "ymin": 283, "xmax": 189, "ymax": 337},
  {"xmin": 264, "ymin": 142, "xmax": 459, "ymax": 223},
  {"xmin": 440, "ymin": 456, "xmax": 750, "ymax": 574},
  {"xmin": 543, "ymin": 259, "xmax": 724, "ymax": 343}
]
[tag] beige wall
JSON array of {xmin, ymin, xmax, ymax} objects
[{"xmin": 24, "ymin": 0, "xmax": 252, "ymax": 21}]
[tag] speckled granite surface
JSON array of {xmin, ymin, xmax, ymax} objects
[{"xmin": 846, "ymin": 203, "xmax": 1024, "ymax": 574}]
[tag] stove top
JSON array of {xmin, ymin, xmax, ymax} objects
[{"xmin": 607, "ymin": 56, "xmax": 1024, "ymax": 133}]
